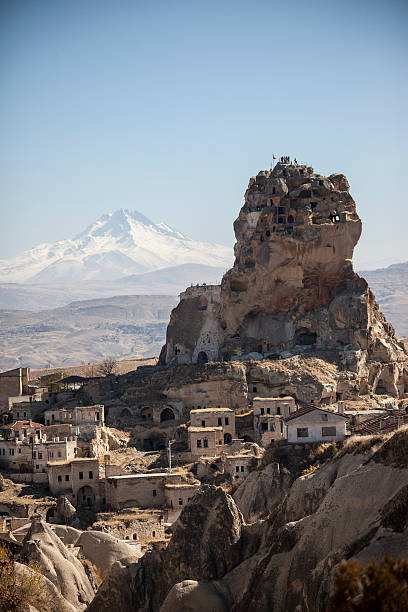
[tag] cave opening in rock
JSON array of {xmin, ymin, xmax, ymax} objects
[
  {"xmin": 160, "ymin": 407, "xmax": 175, "ymax": 422},
  {"xmin": 197, "ymin": 351, "xmax": 209, "ymax": 364},
  {"xmin": 295, "ymin": 328, "xmax": 317, "ymax": 346}
]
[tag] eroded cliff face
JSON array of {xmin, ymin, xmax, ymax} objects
[
  {"xmin": 160, "ymin": 162, "xmax": 407, "ymax": 391},
  {"xmin": 86, "ymin": 428, "xmax": 408, "ymax": 612}
]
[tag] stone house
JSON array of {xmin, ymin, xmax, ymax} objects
[
  {"xmin": 253, "ymin": 396, "xmax": 296, "ymax": 418},
  {"xmin": 47, "ymin": 457, "xmax": 101, "ymax": 506},
  {"xmin": 190, "ymin": 407, "xmax": 236, "ymax": 443},
  {"xmin": 188, "ymin": 426, "xmax": 224, "ymax": 458},
  {"xmin": 0, "ymin": 421, "xmax": 77, "ymax": 473},
  {"xmin": 0, "ymin": 368, "xmax": 30, "ymax": 414},
  {"xmin": 105, "ymin": 472, "xmax": 187, "ymax": 511},
  {"xmin": 44, "ymin": 405, "xmax": 104, "ymax": 427},
  {"xmin": 164, "ymin": 482, "xmax": 201, "ymax": 522},
  {"xmin": 223, "ymin": 453, "xmax": 260, "ymax": 482},
  {"xmin": 253, "ymin": 397, "xmax": 296, "ymax": 446},
  {"xmin": 285, "ymin": 406, "xmax": 347, "ymax": 443}
]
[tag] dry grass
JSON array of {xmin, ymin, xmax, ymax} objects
[{"xmin": 336, "ymin": 434, "xmax": 384, "ymax": 458}]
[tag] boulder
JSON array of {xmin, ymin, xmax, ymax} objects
[{"xmin": 77, "ymin": 529, "xmax": 142, "ymax": 573}]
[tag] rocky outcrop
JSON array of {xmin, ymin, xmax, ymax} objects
[
  {"xmin": 87, "ymin": 428, "xmax": 408, "ymax": 612},
  {"xmin": 21, "ymin": 517, "xmax": 96, "ymax": 610},
  {"xmin": 160, "ymin": 162, "xmax": 407, "ymax": 395},
  {"xmin": 14, "ymin": 561, "xmax": 77, "ymax": 612},
  {"xmin": 87, "ymin": 486, "xmax": 245, "ymax": 611},
  {"xmin": 77, "ymin": 530, "xmax": 142, "ymax": 573},
  {"xmin": 233, "ymin": 462, "xmax": 291, "ymax": 523}
]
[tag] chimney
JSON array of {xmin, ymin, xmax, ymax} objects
[
  {"xmin": 337, "ymin": 401, "xmax": 345, "ymax": 415},
  {"xmin": 380, "ymin": 417, "xmax": 388, "ymax": 430}
]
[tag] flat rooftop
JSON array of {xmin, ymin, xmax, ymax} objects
[
  {"xmin": 47, "ymin": 457, "xmax": 98, "ymax": 466},
  {"xmin": 188, "ymin": 426, "xmax": 223, "ymax": 432},
  {"xmin": 253, "ymin": 396, "xmax": 294, "ymax": 401},
  {"xmin": 164, "ymin": 483, "xmax": 199, "ymax": 489},
  {"xmin": 107, "ymin": 472, "xmax": 182, "ymax": 480},
  {"xmin": 190, "ymin": 407, "xmax": 234, "ymax": 414}
]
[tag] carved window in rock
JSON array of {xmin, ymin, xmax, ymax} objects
[
  {"xmin": 322, "ymin": 426, "xmax": 336, "ymax": 437},
  {"xmin": 296, "ymin": 427, "xmax": 309, "ymax": 438}
]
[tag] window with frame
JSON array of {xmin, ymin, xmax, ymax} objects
[
  {"xmin": 218, "ymin": 417, "xmax": 222, "ymax": 426},
  {"xmin": 225, "ymin": 417, "xmax": 229, "ymax": 426},
  {"xmin": 322, "ymin": 426, "xmax": 336, "ymax": 437},
  {"xmin": 261, "ymin": 422, "xmax": 268, "ymax": 431},
  {"xmin": 203, "ymin": 438, "xmax": 208, "ymax": 448},
  {"xmin": 57, "ymin": 475, "xmax": 62, "ymax": 482},
  {"xmin": 79, "ymin": 472, "xmax": 83, "ymax": 480},
  {"xmin": 89, "ymin": 471, "xmax": 93, "ymax": 479},
  {"xmin": 65, "ymin": 475, "xmax": 69, "ymax": 481},
  {"xmin": 297, "ymin": 428, "xmax": 309, "ymax": 438},
  {"xmin": 197, "ymin": 440, "xmax": 202, "ymax": 448},
  {"xmin": 152, "ymin": 489, "xmax": 157, "ymax": 497}
]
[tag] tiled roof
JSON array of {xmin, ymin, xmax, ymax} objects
[
  {"xmin": 351, "ymin": 414, "xmax": 408, "ymax": 435},
  {"xmin": 285, "ymin": 406, "xmax": 347, "ymax": 422},
  {"xmin": 0, "ymin": 421, "xmax": 43, "ymax": 429}
]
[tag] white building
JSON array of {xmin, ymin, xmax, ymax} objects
[{"xmin": 285, "ymin": 406, "xmax": 347, "ymax": 444}]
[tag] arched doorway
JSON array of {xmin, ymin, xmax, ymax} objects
[
  {"xmin": 376, "ymin": 380, "xmax": 387, "ymax": 394},
  {"xmin": 160, "ymin": 407, "xmax": 175, "ymax": 422},
  {"xmin": 197, "ymin": 351, "xmax": 208, "ymax": 364},
  {"xmin": 46, "ymin": 508, "xmax": 55, "ymax": 523},
  {"xmin": 77, "ymin": 486, "xmax": 95, "ymax": 507},
  {"xmin": 224, "ymin": 432, "xmax": 232, "ymax": 444},
  {"xmin": 120, "ymin": 408, "xmax": 132, "ymax": 418}
]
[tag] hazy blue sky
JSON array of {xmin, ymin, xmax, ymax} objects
[{"xmin": 1, "ymin": 0, "xmax": 407, "ymax": 268}]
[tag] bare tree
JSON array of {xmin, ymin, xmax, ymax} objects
[{"xmin": 97, "ymin": 357, "xmax": 118, "ymax": 376}]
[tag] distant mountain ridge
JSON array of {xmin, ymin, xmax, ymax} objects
[
  {"xmin": 360, "ymin": 261, "xmax": 408, "ymax": 336},
  {"xmin": 0, "ymin": 209, "xmax": 233, "ymax": 283}
]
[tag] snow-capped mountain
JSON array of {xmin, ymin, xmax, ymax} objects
[{"xmin": 0, "ymin": 209, "xmax": 234, "ymax": 284}]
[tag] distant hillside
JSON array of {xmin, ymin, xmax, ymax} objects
[
  {"xmin": 0, "ymin": 295, "xmax": 178, "ymax": 371},
  {"xmin": 0, "ymin": 263, "xmax": 226, "ymax": 311},
  {"xmin": 360, "ymin": 261, "xmax": 408, "ymax": 336}
]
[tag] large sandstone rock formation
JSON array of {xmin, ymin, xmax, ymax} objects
[
  {"xmin": 160, "ymin": 162, "xmax": 407, "ymax": 395},
  {"xmin": 87, "ymin": 428, "xmax": 408, "ymax": 611},
  {"xmin": 21, "ymin": 517, "xmax": 96, "ymax": 610},
  {"xmin": 77, "ymin": 529, "xmax": 142, "ymax": 573}
]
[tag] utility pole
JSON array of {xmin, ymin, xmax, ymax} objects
[{"xmin": 168, "ymin": 439, "xmax": 172, "ymax": 474}]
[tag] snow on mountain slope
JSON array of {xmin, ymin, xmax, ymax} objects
[{"xmin": 0, "ymin": 209, "xmax": 233, "ymax": 283}]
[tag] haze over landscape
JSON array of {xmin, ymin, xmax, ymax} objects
[{"xmin": 1, "ymin": 2, "xmax": 408, "ymax": 611}]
